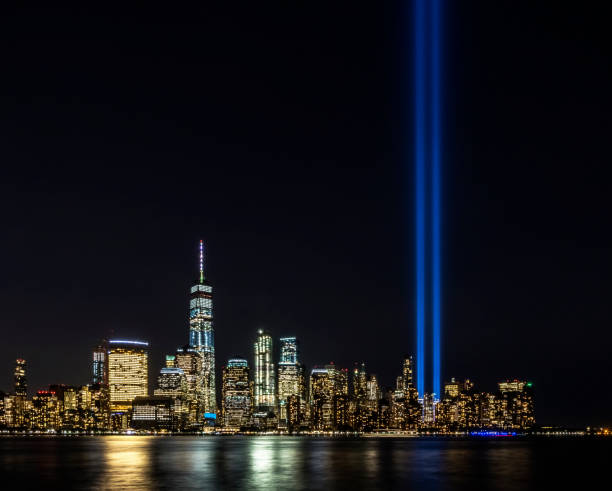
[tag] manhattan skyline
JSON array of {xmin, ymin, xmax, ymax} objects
[{"xmin": 1, "ymin": 3, "xmax": 611, "ymax": 430}]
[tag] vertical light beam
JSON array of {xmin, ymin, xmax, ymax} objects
[
  {"xmin": 430, "ymin": 0, "xmax": 442, "ymax": 401},
  {"xmin": 414, "ymin": 0, "xmax": 426, "ymax": 398}
]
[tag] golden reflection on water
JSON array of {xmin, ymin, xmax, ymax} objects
[
  {"xmin": 97, "ymin": 436, "xmax": 154, "ymax": 489},
  {"xmin": 248, "ymin": 438, "xmax": 277, "ymax": 488}
]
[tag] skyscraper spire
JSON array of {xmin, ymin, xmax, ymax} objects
[{"xmin": 199, "ymin": 239, "xmax": 204, "ymax": 283}]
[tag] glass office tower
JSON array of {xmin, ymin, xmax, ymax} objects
[
  {"xmin": 254, "ymin": 330, "xmax": 276, "ymax": 412},
  {"xmin": 188, "ymin": 240, "xmax": 216, "ymax": 414}
]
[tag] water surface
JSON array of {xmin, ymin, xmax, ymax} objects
[{"xmin": 0, "ymin": 436, "xmax": 607, "ymax": 489}]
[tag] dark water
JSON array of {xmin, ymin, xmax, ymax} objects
[{"xmin": 0, "ymin": 436, "xmax": 608, "ymax": 490}]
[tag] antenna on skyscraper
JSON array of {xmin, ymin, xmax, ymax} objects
[{"xmin": 199, "ymin": 239, "xmax": 204, "ymax": 283}]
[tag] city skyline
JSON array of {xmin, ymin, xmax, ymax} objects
[
  {"xmin": 1, "ymin": 3, "xmax": 610, "ymax": 430},
  {"xmin": 0, "ymin": 241, "xmax": 603, "ymax": 429},
  {"xmin": 0, "ymin": 243, "xmax": 542, "ymax": 433}
]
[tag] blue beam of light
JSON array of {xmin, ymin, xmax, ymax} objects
[
  {"xmin": 430, "ymin": 0, "xmax": 442, "ymax": 401},
  {"xmin": 414, "ymin": 0, "xmax": 426, "ymax": 398}
]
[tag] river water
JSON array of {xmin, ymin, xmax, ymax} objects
[{"xmin": 0, "ymin": 436, "xmax": 607, "ymax": 489}]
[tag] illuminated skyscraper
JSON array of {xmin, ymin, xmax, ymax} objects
[
  {"xmin": 93, "ymin": 341, "xmax": 108, "ymax": 385},
  {"xmin": 498, "ymin": 380, "xmax": 535, "ymax": 429},
  {"xmin": 498, "ymin": 380, "xmax": 527, "ymax": 394},
  {"xmin": 309, "ymin": 364, "xmax": 348, "ymax": 431},
  {"xmin": 188, "ymin": 240, "xmax": 216, "ymax": 414},
  {"xmin": 254, "ymin": 330, "xmax": 276, "ymax": 412},
  {"xmin": 152, "ymin": 366, "xmax": 189, "ymax": 430},
  {"xmin": 14, "ymin": 359, "xmax": 27, "ymax": 397},
  {"xmin": 176, "ymin": 345, "xmax": 203, "ymax": 424},
  {"xmin": 402, "ymin": 356, "xmax": 414, "ymax": 392},
  {"xmin": 310, "ymin": 367, "xmax": 333, "ymax": 431},
  {"xmin": 366, "ymin": 375, "xmax": 380, "ymax": 413},
  {"xmin": 279, "ymin": 337, "xmax": 298, "ymax": 364},
  {"xmin": 443, "ymin": 378, "xmax": 460, "ymax": 399},
  {"xmin": 352, "ymin": 362, "xmax": 367, "ymax": 400},
  {"xmin": 13, "ymin": 359, "xmax": 27, "ymax": 428},
  {"xmin": 351, "ymin": 362, "xmax": 368, "ymax": 430},
  {"xmin": 154, "ymin": 367, "xmax": 188, "ymax": 398},
  {"xmin": 31, "ymin": 390, "xmax": 59, "ymax": 430},
  {"xmin": 222, "ymin": 358, "xmax": 251, "ymax": 429},
  {"xmin": 277, "ymin": 337, "xmax": 305, "ymax": 427},
  {"xmin": 107, "ymin": 340, "xmax": 149, "ymax": 412}
]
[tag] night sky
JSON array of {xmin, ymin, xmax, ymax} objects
[{"xmin": 1, "ymin": 3, "xmax": 610, "ymax": 427}]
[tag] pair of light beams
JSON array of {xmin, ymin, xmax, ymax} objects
[{"xmin": 414, "ymin": 0, "xmax": 441, "ymax": 400}]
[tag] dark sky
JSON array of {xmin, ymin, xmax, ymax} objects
[{"xmin": 0, "ymin": 3, "xmax": 610, "ymax": 427}]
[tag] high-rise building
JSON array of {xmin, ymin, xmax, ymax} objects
[
  {"xmin": 14, "ymin": 359, "xmax": 27, "ymax": 397},
  {"xmin": 188, "ymin": 240, "xmax": 216, "ymax": 415},
  {"xmin": 254, "ymin": 330, "xmax": 276, "ymax": 412},
  {"xmin": 279, "ymin": 337, "xmax": 299, "ymax": 364},
  {"xmin": 498, "ymin": 380, "xmax": 527, "ymax": 394},
  {"xmin": 402, "ymin": 356, "xmax": 414, "ymax": 392},
  {"xmin": 366, "ymin": 375, "xmax": 379, "ymax": 412},
  {"xmin": 107, "ymin": 340, "xmax": 149, "ymax": 412},
  {"xmin": 132, "ymin": 396, "xmax": 175, "ymax": 430},
  {"xmin": 154, "ymin": 367, "xmax": 188, "ymax": 398},
  {"xmin": 286, "ymin": 394, "xmax": 301, "ymax": 432},
  {"xmin": 277, "ymin": 337, "xmax": 305, "ymax": 427},
  {"xmin": 93, "ymin": 341, "xmax": 108, "ymax": 385},
  {"xmin": 221, "ymin": 358, "xmax": 251, "ymax": 430},
  {"xmin": 422, "ymin": 392, "xmax": 437, "ymax": 426},
  {"xmin": 351, "ymin": 362, "xmax": 368, "ymax": 430},
  {"xmin": 310, "ymin": 367, "xmax": 334, "ymax": 431},
  {"xmin": 13, "ymin": 359, "xmax": 27, "ymax": 427},
  {"xmin": 31, "ymin": 390, "xmax": 59, "ymax": 430},
  {"xmin": 309, "ymin": 364, "xmax": 348, "ymax": 431},
  {"xmin": 497, "ymin": 380, "xmax": 535, "ymax": 429},
  {"xmin": 175, "ymin": 346, "xmax": 204, "ymax": 425},
  {"xmin": 444, "ymin": 378, "xmax": 460, "ymax": 399}
]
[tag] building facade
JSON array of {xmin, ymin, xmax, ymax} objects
[
  {"xmin": 108, "ymin": 340, "xmax": 149, "ymax": 412},
  {"xmin": 175, "ymin": 346, "xmax": 203, "ymax": 425},
  {"xmin": 309, "ymin": 364, "xmax": 348, "ymax": 431},
  {"xmin": 277, "ymin": 337, "xmax": 305, "ymax": 428},
  {"xmin": 254, "ymin": 330, "xmax": 276, "ymax": 412},
  {"xmin": 15, "ymin": 359, "xmax": 27, "ymax": 397},
  {"xmin": 92, "ymin": 342, "xmax": 108, "ymax": 385},
  {"xmin": 154, "ymin": 367, "xmax": 188, "ymax": 399},
  {"xmin": 221, "ymin": 358, "xmax": 251, "ymax": 430}
]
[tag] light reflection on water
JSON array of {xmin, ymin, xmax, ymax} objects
[
  {"xmin": 98, "ymin": 437, "xmax": 154, "ymax": 489},
  {"xmin": 0, "ymin": 436, "xmax": 607, "ymax": 490}
]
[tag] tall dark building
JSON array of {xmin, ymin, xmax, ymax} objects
[
  {"xmin": 188, "ymin": 240, "xmax": 216, "ymax": 414},
  {"xmin": 93, "ymin": 341, "xmax": 108, "ymax": 385},
  {"xmin": 14, "ymin": 359, "xmax": 27, "ymax": 397}
]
